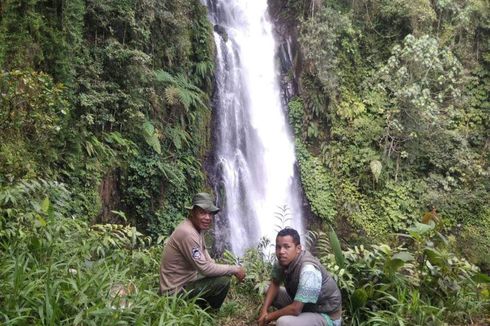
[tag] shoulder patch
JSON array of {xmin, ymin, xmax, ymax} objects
[{"xmin": 191, "ymin": 247, "xmax": 202, "ymax": 260}]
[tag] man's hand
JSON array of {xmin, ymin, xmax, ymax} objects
[
  {"xmin": 257, "ymin": 308, "xmax": 268, "ymax": 326},
  {"xmin": 233, "ymin": 266, "xmax": 246, "ymax": 282}
]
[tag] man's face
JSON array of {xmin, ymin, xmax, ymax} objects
[
  {"xmin": 275, "ymin": 235, "xmax": 301, "ymax": 267},
  {"xmin": 190, "ymin": 206, "xmax": 213, "ymax": 232}
]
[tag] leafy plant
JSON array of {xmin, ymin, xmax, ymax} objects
[{"xmin": 0, "ymin": 195, "xmax": 215, "ymax": 325}]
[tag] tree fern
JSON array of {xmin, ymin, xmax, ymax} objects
[
  {"xmin": 154, "ymin": 70, "xmax": 175, "ymax": 84},
  {"xmin": 164, "ymin": 86, "xmax": 180, "ymax": 106},
  {"xmin": 155, "ymin": 69, "xmax": 208, "ymax": 116},
  {"xmin": 194, "ymin": 61, "xmax": 214, "ymax": 80}
]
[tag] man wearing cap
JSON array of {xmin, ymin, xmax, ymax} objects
[{"xmin": 159, "ymin": 192, "xmax": 246, "ymax": 309}]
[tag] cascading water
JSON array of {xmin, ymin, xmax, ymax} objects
[{"xmin": 205, "ymin": 0, "xmax": 304, "ymax": 256}]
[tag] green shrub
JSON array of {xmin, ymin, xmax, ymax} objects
[
  {"xmin": 0, "ymin": 186, "xmax": 214, "ymax": 325},
  {"xmin": 318, "ymin": 226, "xmax": 489, "ymax": 325},
  {"xmin": 0, "ymin": 70, "xmax": 68, "ymax": 180}
]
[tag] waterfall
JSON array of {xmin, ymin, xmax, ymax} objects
[{"xmin": 205, "ymin": 0, "xmax": 304, "ymax": 256}]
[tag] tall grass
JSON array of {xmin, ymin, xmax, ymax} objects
[
  {"xmin": 0, "ymin": 182, "xmax": 214, "ymax": 325},
  {"xmin": 2, "ymin": 182, "xmax": 488, "ymax": 325}
]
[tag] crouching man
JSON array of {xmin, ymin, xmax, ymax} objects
[
  {"xmin": 159, "ymin": 192, "xmax": 246, "ymax": 309},
  {"xmin": 258, "ymin": 228, "xmax": 342, "ymax": 326}
]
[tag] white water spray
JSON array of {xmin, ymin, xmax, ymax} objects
[{"xmin": 206, "ymin": 0, "xmax": 304, "ymax": 255}]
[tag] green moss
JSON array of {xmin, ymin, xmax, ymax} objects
[
  {"xmin": 296, "ymin": 140, "xmax": 337, "ymax": 222},
  {"xmin": 460, "ymin": 207, "xmax": 490, "ymax": 270}
]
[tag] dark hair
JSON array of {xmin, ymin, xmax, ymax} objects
[{"xmin": 276, "ymin": 228, "xmax": 300, "ymax": 246}]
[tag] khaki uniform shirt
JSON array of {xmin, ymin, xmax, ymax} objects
[{"xmin": 159, "ymin": 218, "xmax": 236, "ymax": 293}]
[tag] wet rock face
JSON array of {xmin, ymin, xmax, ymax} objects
[
  {"xmin": 213, "ymin": 24, "xmax": 228, "ymax": 42},
  {"xmin": 267, "ymin": 0, "xmax": 303, "ymax": 102}
]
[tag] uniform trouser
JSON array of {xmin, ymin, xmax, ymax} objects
[
  {"xmin": 182, "ymin": 275, "xmax": 231, "ymax": 309},
  {"xmin": 272, "ymin": 287, "xmax": 342, "ymax": 326}
]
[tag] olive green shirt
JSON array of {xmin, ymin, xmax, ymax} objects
[{"xmin": 159, "ymin": 218, "xmax": 236, "ymax": 293}]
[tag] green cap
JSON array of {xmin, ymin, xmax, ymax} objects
[{"xmin": 186, "ymin": 192, "xmax": 220, "ymax": 214}]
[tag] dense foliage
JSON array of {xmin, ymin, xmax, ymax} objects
[
  {"xmin": 218, "ymin": 223, "xmax": 490, "ymax": 325},
  {"xmin": 1, "ymin": 1, "xmax": 218, "ymax": 322},
  {"xmin": 0, "ymin": 183, "xmax": 214, "ymax": 324},
  {"xmin": 277, "ymin": 0, "xmax": 490, "ymax": 270},
  {"xmin": 0, "ymin": 0, "xmax": 215, "ymax": 234}
]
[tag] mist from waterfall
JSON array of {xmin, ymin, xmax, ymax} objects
[{"xmin": 205, "ymin": 0, "xmax": 304, "ymax": 256}]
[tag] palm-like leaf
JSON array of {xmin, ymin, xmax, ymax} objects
[{"xmin": 155, "ymin": 69, "xmax": 208, "ymax": 115}]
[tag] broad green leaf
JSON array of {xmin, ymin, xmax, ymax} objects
[
  {"xmin": 408, "ymin": 222, "xmax": 434, "ymax": 236},
  {"xmin": 34, "ymin": 215, "xmax": 47, "ymax": 228},
  {"xmin": 392, "ymin": 251, "xmax": 414, "ymax": 262},
  {"xmin": 424, "ymin": 248, "xmax": 445, "ymax": 266},
  {"xmin": 329, "ymin": 226, "xmax": 345, "ymax": 268},
  {"xmin": 142, "ymin": 121, "xmax": 161, "ymax": 154},
  {"xmin": 41, "ymin": 197, "xmax": 50, "ymax": 213},
  {"xmin": 384, "ymin": 253, "xmax": 412, "ymax": 275},
  {"xmin": 472, "ymin": 273, "xmax": 490, "ymax": 283},
  {"xmin": 143, "ymin": 121, "xmax": 155, "ymax": 136}
]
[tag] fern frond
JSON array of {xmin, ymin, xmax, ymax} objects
[
  {"xmin": 194, "ymin": 61, "xmax": 214, "ymax": 79},
  {"xmin": 164, "ymin": 86, "xmax": 179, "ymax": 106}
]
